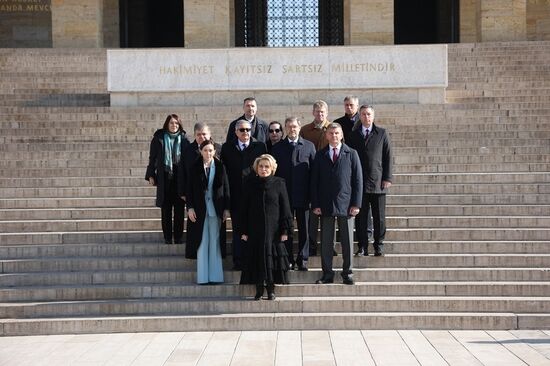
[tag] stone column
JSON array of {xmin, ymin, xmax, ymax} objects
[
  {"xmin": 348, "ymin": 0, "xmax": 394, "ymax": 45},
  {"xmin": 51, "ymin": 0, "xmax": 103, "ymax": 47},
  {"xmin": 184, "ymin": 0, "xmax": 231, "ymax": 48},
  {"xmin": 479, "ymin": 0, "xmax": 527, "ymax": 42}
]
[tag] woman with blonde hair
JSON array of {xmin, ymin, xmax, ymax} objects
[{"xmin": 239, "ymin": 154, "xmax": 293, "ymax": 300}]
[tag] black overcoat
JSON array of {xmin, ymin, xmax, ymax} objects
[
  {"xmin": 348, "ymin": 124, "xmax": 393, "ymax": 194},
  {"xmin": 183, "ymin": 141, "xmax": 222, "ymax": 196},
  {"xmin": 225, "ymin": 115, "xmax": 269, "ymax": 144},
  {"xmin": 239, "ymin": 175, "xmax": 293, "ymax": 285},
  {"xmin": 185, "ymin": 158, "xmax": 230, "ymax": 259},
  {"xmin": 310, "ymin": 143, "xmax": 363, "ymax": 216},
  {"xmin": 145, "ymin": 129, "xmax": 189, "ymax": 207},
  {"xmin": 271, "ymin": 137, "xmax": 316, "ymax": 209},
  {"xmin": 220, "ymin": 139, "xmax": 267, "ymax": 212}
]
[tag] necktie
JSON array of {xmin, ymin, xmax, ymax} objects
[
  {"xmin": 241, "ymin": 143, "xmax": 247, "ymax": 151},
  {"xmin": 332, "ymin": 147, "xmax": 338, "ymax": 163}
]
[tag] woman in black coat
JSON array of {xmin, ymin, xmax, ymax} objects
[
  {"xmin": 145, "ymin": 114, "xmax": 189, "ymax": 244},
  {"xmin": 239, "ymin": 154, "xmax": 293, "ymax": 300},
  {"xmin": 186, "ymin": 139, "xmax": 230, "ymax": 284}
]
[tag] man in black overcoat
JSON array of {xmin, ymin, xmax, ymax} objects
[
  {"xmin": 271, "ymin": 116, "xmax": 316, "ymax": 271},
  {"xmin": 225, "ymin": 97, "xmax": 268, "ymax": 144},
  {"xmin": 311, "ymin": 123, "xmax": 363, "ymax": 285},
  {"xmin": 221, "ymin": 119, "xmax": 267, "ymax": 269},
  {"xmin": 348, "ymin": 105, "xmax": 393, "ymax": 256}
]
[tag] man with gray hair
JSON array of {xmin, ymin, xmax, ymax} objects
[
  {"xmin": 221, "ymin": 119, "xmax": 267, "ymax": 270},
  {"xmin": 272, "ymin": 116, "xmax": 316, "ymax": 271},
  {"xmin": 334, "ymin": 95, "xmax": 361, "ymax": 143}
]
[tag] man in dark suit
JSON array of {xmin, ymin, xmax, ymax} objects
[
  {"xmin": 334, "ymin": 95, "xmax": 361, "ymax": 143},
  {"xmin": 348, "ymin": 105, "xmax": 393, "ymax": 256},
  {"xmin": 221, "ymin": 119, "xmax": 267, "ymax": 270},
  {"xmin": 271, "ymin": 116, "xmax": 316, "ymax": 271},
  {"xmin": 334, "ymin": 96, "xmax": 373, "ymax": 256},
  {"xmin": 226, "ymin": 97, "xmax": 269, "ymax": 144},
  {"xmin": 311, "ymin": 123, "xmax": 363, "ymax": 285}
]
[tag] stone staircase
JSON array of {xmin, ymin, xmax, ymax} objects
[{"xmin": 0, "ymin": 42, "xmax": 549, "ymax": 335}]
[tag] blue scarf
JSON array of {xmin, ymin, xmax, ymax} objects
[{"xmin": 163, "ymin": 131, "xmax": 181, "ymax": 176}]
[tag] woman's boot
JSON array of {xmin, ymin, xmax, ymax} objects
[
  {"xmin": 266, "ymin": 283, "xmax": 276, "ymax": 300},
  {"xmin": 254, "ymin": 283, "xmax": 264, "ymax": 300}
]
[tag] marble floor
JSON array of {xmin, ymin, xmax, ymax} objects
[{"xmin": 1, "ymin": 330, "xmax": 550, "ymax": 366}]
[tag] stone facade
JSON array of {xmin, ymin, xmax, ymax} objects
[
  {"xmin": 479, "ymin": 0, "xmax": 527, "ymax": 42},
  {"xmin": 348, "ymin": 0, "xmax": 394, "ymax": 45},
  {"xmin": 2, "ymin": 0, "xmax": 550, "ymax": 48},
  {"xmin": 528, "ymin": 0, "xmax": 550, "ymax": 40},
  {"xmin": 184, "ymin": 0, "xmax": 231, "ymax": 48}
]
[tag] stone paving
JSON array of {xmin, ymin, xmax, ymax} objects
[{"xmin": 1, "ymin": 330, "xmax": 550, "ymax": 365}]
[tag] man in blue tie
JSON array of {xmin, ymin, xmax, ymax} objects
[
  {"xmin": 348, "ymin": 105, "xmax": 393, "ymax": 257},
  {"xmin": 221, "ymin": 120, "xmax": 267, "ymax": 270},
  {"xmin": 271, "ymin": 117, "xmax": 316, "ymax": 271}
]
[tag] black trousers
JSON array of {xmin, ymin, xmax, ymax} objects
[
  {"xmin": 161, "ymin": 176, "xmax": 185, "ymax": 242},
  {"xmin": 285, "ymin": 207, "xmax": 309, "ymax": 264},
  {"xmin": 355, "ymin": 204, "xmax": 373, "ymax": 249},
  {"xmin": 357, "ymin": 193, "xmax": 386, "ymax": 249}
]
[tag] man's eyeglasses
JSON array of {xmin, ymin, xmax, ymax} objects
[
  {"xmin": 238, "ymin": 128, "xmax": 251, "ymax": 132},
  {"xmin": 269, "ymin": 129, "xmax": 281, "ymax": 133}
]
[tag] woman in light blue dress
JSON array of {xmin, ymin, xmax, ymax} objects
[{"xmin": 186, "ymin": 139, "xmax": 230, "ymax": 284}]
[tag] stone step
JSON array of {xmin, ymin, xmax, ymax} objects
[
  {"xmin": 0, "ymin": 186, "xmax": 155, "ymax": 199},
  {"xmin": 2, "ymin": 227, "xmax": 548, "ymax": 245},
  {"xmin": 4, "ymin": 312, "xmax": 547, "ymax": 335},
  {"xmin": 394, "ymin": 162, "xmax": 550, "ymax": 173},
  {"xmin": 1, "ymin": 296, "xmax": 548, "ymax": 320},
  {"xmin": 2, "ymin": 268, "xmax": 549, "ymax": 287},
  {"xmin": 1, "ymin": 241, "xmax": 547, "ymax": 260},
  {"xmin": 1, "ymin": 282, "xmax": 549, "ymax": 302},
  {"xmin": 391, "ymin": 193, "xmax": 550, "ymax": 205},
  {"xmin": 1, "ymin": 204, "xmax": 547, "ymax": 220},
  {"xmin": 2, "ymin": 172, "xmax": 549, "ymax": 189},
  {"xmin": 2, "ymin": 254, "xmax": 549, "ymax": 274},
  {"xmin": 0, "ymin": 197, "xmax": 153, "ymax": 209},
  {"xmin": 1, "ymin": 215, "xmax": 548, "ymax": 233}
]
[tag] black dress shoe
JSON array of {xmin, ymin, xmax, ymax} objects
[
  {"xmin": 342, "ymin": 277, "xmax": 354, "ymax": 285},
  {"xmin": 354, "ymin": 248, "xmax": 366, "ymax": 257},
  {"xmin": 333, "ymin": 249, "xmax": 338, "ymax": 256},
  {"xmin": 374, "ymin": 252, "xmax": 384, "ymax": 257},
  {"xmin": 297, "ymin": 263, "xmax": 308, "ymax": 271},
  {"xmin": 315, "ymin": 278, "xmax": 333, "ymax": 284},
  {"xmin": 164, "ymin": 239, "xmax": 172, "ymax": 244},
  {"xmin": 174, "ymin": 239, "xmax": 183, "ymax": 244}
]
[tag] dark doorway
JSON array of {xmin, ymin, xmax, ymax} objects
[
  {"xmin": 119, "ymin": 0, "xmax": 184, "ymax": 47},
  {"xmin": 394, "ymin": 0, "xmax": 459, "ymax": 44}
]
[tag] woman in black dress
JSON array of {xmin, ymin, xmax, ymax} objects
[
  {"xmin": 145, "ymin": 114, "xmax": 189, "ymax": 244},
  {"xmin": 239, "ymin": 154, "xmax": 293, "ymax": 300}
]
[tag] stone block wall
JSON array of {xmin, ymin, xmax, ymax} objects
[
  {"xmin": 184, "ymin": 0, "xmax": 231, "ymax": 48},
  {"xmin": 51, "ymin": 0, "xmax": 103, "ymax": 47},
  {"xmin": 348, "ymin": 0, "xmax": 394, "ymax": 45},
  {"xmin": 527, "ymin": 0, "xmax": 550, "ymax": 40},
  {"xmin": 479, "ymin": 0, "xmax": 527, "ymax": 42},
  {"xmin": 0, "ymin": 0, "xmax": 52, "ymax": 47}
]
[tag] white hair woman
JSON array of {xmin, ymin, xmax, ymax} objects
[{"xmin": 239, "ymin": 154, "xmax": 293, "ymax": 300}]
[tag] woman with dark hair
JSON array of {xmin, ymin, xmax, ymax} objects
[
  {"xmin": 239, "ymin": 154, "xmax": 293, "ymax": 300},
  {"xmin": 145, "ymin": 114, "xmax": 189, "ymax": 244},
  {"xmin": 186, "ymin": 139, "xmax": 230, "ymax": 284}
]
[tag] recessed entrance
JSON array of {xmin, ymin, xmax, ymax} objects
[
  {"xmin": 394, "ymin": 0, "xmax": 459, "ymax": 44},
  {"xmin": 119, "ymin": 0, "xmax": 184, "ymax": 47}
]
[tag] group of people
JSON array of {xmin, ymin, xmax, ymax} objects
[{"xmin": 145, "ymin": 96, "xmax": 393, "ymax": 300}]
